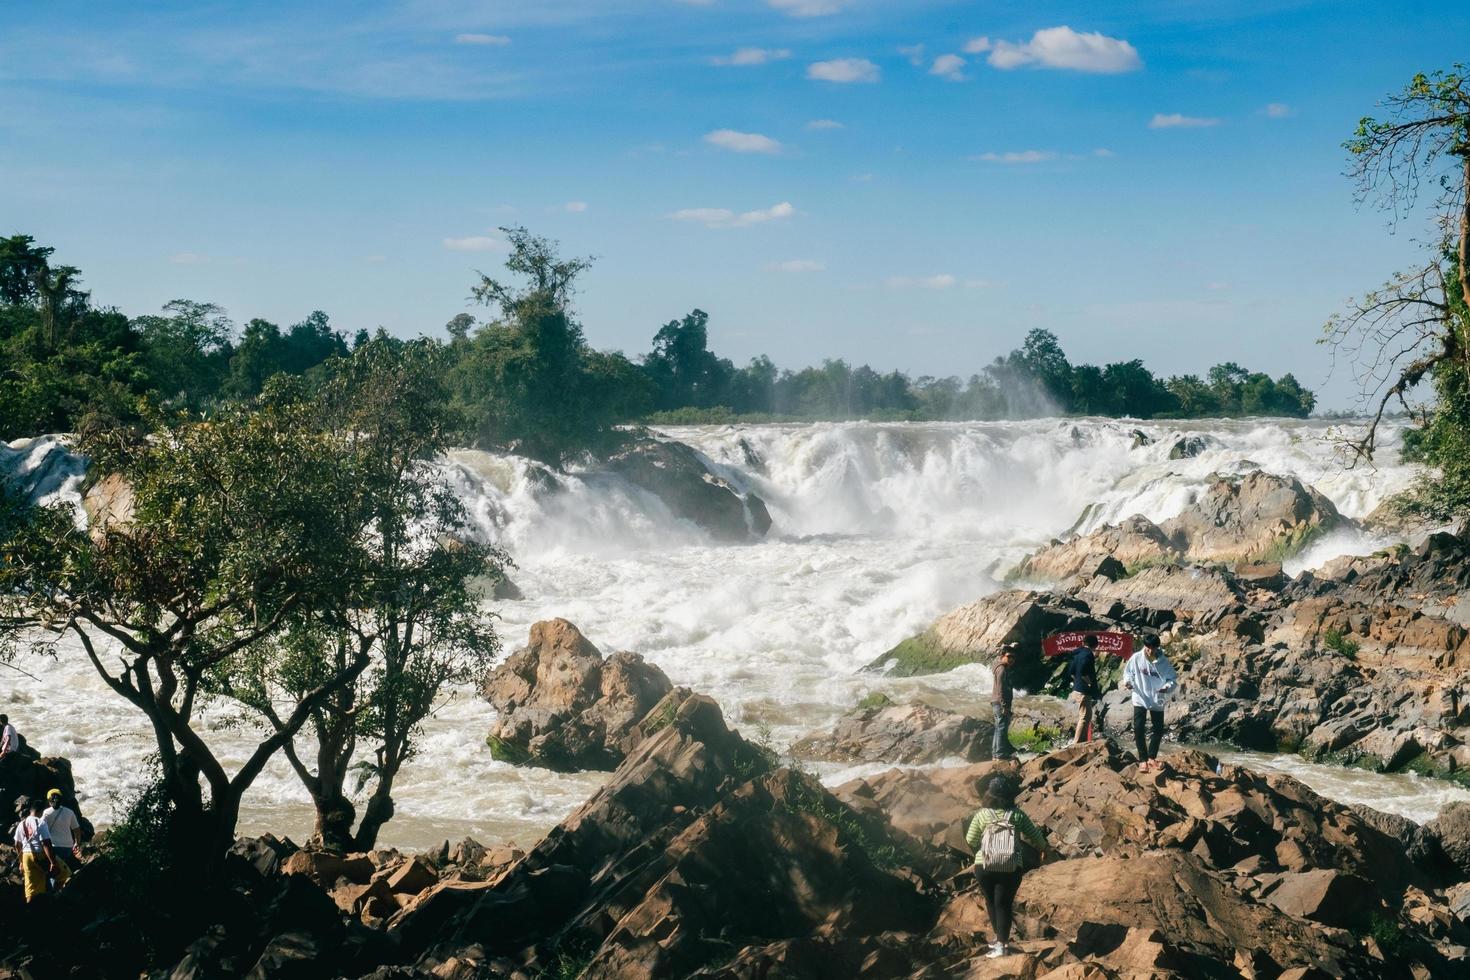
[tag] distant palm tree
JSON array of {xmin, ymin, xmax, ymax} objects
[{"xmin": 34, "ymin": 264, "xmax": 83, "ymax": 349}]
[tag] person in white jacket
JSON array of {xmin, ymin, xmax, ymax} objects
[{"xmin": 1122, "ymin": 635, "xmax": 1178, "ymax": 772}]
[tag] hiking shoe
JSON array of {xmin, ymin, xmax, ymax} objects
[{"xmin": 986, "ymin": 942, "xmax": 1006, "ymax": 958}]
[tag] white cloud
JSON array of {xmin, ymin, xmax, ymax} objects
[
  {"xmin": 807, "ymin": 58, "xmax": 880, "ymax": 83},
  {"xmin": 564, "ymin": 201, "xmax": 588, "ymax": 212},
  {"xmin": 711, "ymin": 47, "xmax": 792, "ymax": 67},
  {"xmin": 965, "ymin": 278, "xmax": 1003, "ymax": 289},
  {"xmin": 806, "ymin": 118, "xmax": 844, "ymax": 130},
  {"xmin": 704, "ymin": 129, "xmax": 784, "ymax": 154},
  {"xmin": 963, "ymin": 37, "xmax": 992, "ymax": 54},
  {"xmin": 930, "ymin": 54, "xmax": 967, "ymax": 81},
  {"xmin": 169, "ymin": 252, "xmax": 209, "ymax": 265},
  {"xmin": 850, "ymin": 172, "xmax": 874, "ymax": 182},
  {"xmin": 886, "ymin": 274, "xmax": 957, "ymax": 289},
  {"xmin": 1264, "ymin": 102, "xmax": 1293, "ymax": 118},
  {"xmin": 767, "ymin": 0, "xmax": 850, "ymax": 16},
  {"xmin": 443, "ymin": 235, "xmax": 505, "ymax": 251},
  {"xmin": 670, "ymin": 201, "xmax": 795, "ymax": 228},
  {"xmin": 1149, "ymin": 112, "xmax": 1220, "ymax": 129},
  {"xmin": 767, "ymin": 259, "xmax": 825, "ymax": 273},
  {"xmin": 1092, "ymin": 147, "xmax": 1115, "ymax": 157},
  {"xmin": 972, "ymin": 149, "xmax": 1057, "ymax": 164},
  {"xmin": 454, "ymin": 33, "xmax": 510, "ymax": 46},
  {"xmin": 898, "ymin": 43, "xmax": 925, "ymax": 66},
  {"xmin": 984, "ymin": 26, "xmax": 1141, "ymax": 74}
]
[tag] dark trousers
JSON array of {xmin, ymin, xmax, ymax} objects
[
  {"xmin": 56, "ymin": 848, "xmax": 80, "ymax": 873},
  {"xmin": 1134, "ymin": 706, "xmax": 1164, "ymax": 761},
  {"xmin": 975, "ymin": 869, "xmax": 1023, "ymax": 944}
]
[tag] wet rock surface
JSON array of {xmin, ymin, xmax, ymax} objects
[
  {"xmin": 604, "ymin": 436, "xmax": 773, "ymax": 541},
  {"xmin": 481, "ymin": 618, "xmax": 675, "ymax": 772},
  {"xmin": 1020, "ymin": 470, "xmax": 1350, "ymax": 581}
]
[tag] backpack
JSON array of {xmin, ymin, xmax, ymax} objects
[{"xmin": 978, "ymin": 810, "xmax": 1023, "ymax": 872}]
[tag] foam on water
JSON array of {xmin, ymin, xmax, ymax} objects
[{"xmin": 12, "ymin": 417, "xmax": 1446, "ymax": 850}]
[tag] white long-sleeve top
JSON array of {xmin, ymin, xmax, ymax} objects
[{"xmin": 1122, "ymin": 650, "xmax": 1178, "ymax": 711}]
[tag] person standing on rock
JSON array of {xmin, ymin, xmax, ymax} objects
[
  {"xmin": 13, "ymin": 796, "xmax": 68, "ymax": 902},
  {"xmin": 42, "ymin": 789, "xmax": 82, "ymax": 874},
  {"xmin": 965, "ymin": 775, "xmax": 1049, "ymax": 958},
  {"xmin": 0, "ymin": 714, "xmax": 18, "ymax": 767},
  {"xmin": 1122, "ymin": 635, "xmax": 1177, "ymax": 772},
  {"xmin": 991, "ymin": 642, "xmax": 1018, "ymax": 760},
  {"xmin": 1069, "ymin": 635, "xmax": 1102, "ymax": 744}
]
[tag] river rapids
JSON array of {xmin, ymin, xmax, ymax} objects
[{"xmin": 8, "ymin": 417, "xmax": 1470, "ymax": 849}]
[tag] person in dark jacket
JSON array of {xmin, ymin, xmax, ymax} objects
[
  {"xmin": 991, "ymin": 642, "xmax": 1018, "ymax": 760},
  {"xmin": 1069, "ymin": 634, "xmax": 1102, "ymax": 744}
]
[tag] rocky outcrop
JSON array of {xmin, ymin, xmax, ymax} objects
[
  {"xmin": 604, "ymin": 436, "xmax": 773, "ymax": 541},
  {"xmin": 790, "ymin": 699, "xmax": 992, "ymax": 765},
  {"xmin": 390, "ymin": 692, "xmax": 931, "ymax": 978},
  {"xmin": 481, "ymin": 619, "xmax": 675, "ymax": 772},
  {"xmin": 1019, "ymin": 470, "xmax": 1350, "ymax": 584},
  {"xmin": 867, "ymin": 588, "xmax": 1095, "ymax": 682},
  {"xmin": 1013, "ymin": 514, "xmax": 1175, "ymax": 583},
  {"xmin": 890, "ymin": 507, "xmax": 1470, "ymax": 782},
  {"xmin": 836, "ymin": 741, "xmax": 1469, "ymax": 977}
]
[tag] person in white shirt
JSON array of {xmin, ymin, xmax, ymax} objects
[
  {"xmin": 1121, "ymin": 635, "xmax": 1178, "ymax": 772},
  {"xmin": 0, "ymin": 714, "xmax": 18, "ymax": 760},
  {"xmin": 13, "ymin": 796, "xmax": 68, "ymax": 902},
  {"xmin": 43, "ymin": 788, "xmax": 83, "ymax": 872}
]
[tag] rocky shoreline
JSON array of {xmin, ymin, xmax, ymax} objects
[
  {"xmin": 6, "ymin": 613, "xmax": 1470, "ymax": 978},
  {"xmin": 6, "ymin": 690, "xmax": 1469, "ymax": 977}
]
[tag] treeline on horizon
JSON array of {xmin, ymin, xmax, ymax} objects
[{"xmin": 1, "ymin": 230, "xmax": 1314, "ymax": 465}]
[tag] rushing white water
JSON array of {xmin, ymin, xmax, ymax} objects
[{"xmin": 13, "ymin": 417, "xmax": 1462, "ymax": 851}]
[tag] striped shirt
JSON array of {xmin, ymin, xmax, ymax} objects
[{"xmin": 965, "ymin": 807, "xmax": 1047, "ymax": 862}]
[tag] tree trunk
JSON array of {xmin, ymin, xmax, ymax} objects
[
  {"xmin": 309, "ymin": 789, "xmax": 358, "ymax": 852},
  {"xmin": 352, "ymin": 761, "xmax": 401, "ymax": 852}
]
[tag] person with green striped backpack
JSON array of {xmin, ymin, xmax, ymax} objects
[{"xmin": 965, "ymin": 775, "xmax": 1050, "ymax": 958}]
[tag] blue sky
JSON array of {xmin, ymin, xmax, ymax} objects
[{"xmin": 3, "ymin": 1, "xmax": 1466, "ymax": 409}]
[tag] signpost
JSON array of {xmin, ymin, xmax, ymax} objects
[{"xmin": 1041, "ymin": 630, "xmax": 1135, "ymax": 659}]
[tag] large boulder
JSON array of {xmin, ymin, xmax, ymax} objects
[
  {"xmin": 1016, "ymin": 471, "xmax": 1351, "ymax": 585},
  {"xmin": 1430, "ymin": 803, "xmax": 1470, "ymax": 882},
  {"xmin": 866, "ymin": 589, "xmax": 1092, "ymax": 683},
  {"xmin": 1014, "ymin": 514, "xmax": 1176, "ymax": 583},
  {"xmin": 604, "ymin": 436, "xmax": 772, "ymax": 541},
  {"xmin": 790, "ymin": 699, "xmax": 992, "ymax": 766},
  {"xmin": 394, "ymin": 692, "xmax": 933, "ymax": 978},
  {"xmin": 1159, "ymin": 470, "xmax": 1348, "ymax": 564},
  {"xmin": 481, "ymin": 619, "xmax": 674, "ymax": 772}
]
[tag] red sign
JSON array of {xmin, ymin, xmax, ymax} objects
[{"xmin": 1041, "ymin": 630, "xmax": 1135, "ymax": 659}]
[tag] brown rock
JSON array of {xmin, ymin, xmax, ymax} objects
[
  {"xmin": 790, "ymin": 700, "xmax": 993, "ymax": 765},
  {"xmin": 387, "ymin": 856, "xmax": 440, "ymax": 896},
  {"xmin": 1263, "ymin": 868, "xmax": 1382, "ymax": 929},
  {"xmin": 482, "ymin": 619, "xmax": 674, "ymax": 771},
  {"xmin": 1015, "ymin": 515, "xmax": 1177, "ymax": 583}
]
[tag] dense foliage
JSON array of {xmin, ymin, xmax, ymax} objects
[{"xmin": 2, "ymin": 228, "xmax": 1314, "ymax": 465}]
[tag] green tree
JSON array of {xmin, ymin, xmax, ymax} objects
[
  {"xmin": 1, "ymin": 406, "xmax": 383, "ymax": 864},
  {"xmin": 214, "ymin": 341, "xmax": 505, "ymax": 850},
  {"xmin": 1325, "ymin": 65, "xmax": 1470, "ymax": 518},
  {"xmin": 135, "ymin": 300, "xmax": 235, "ymax": 411},
  {"xmin": 449, "ymin": 227, "xmax": 633, "ymax": 464},
  {"xmin": 643, "ymin": 309, "xmax": 733, "ymax": 409},
  {"xmin": 1008, "ymin": 328, "xmax": 1074, "ymax": 411}
]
